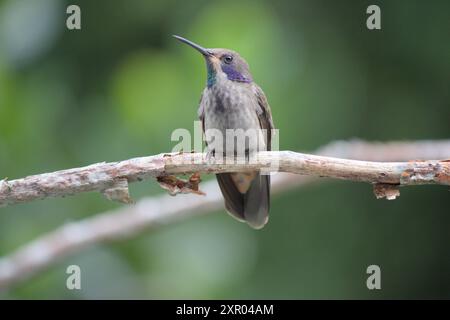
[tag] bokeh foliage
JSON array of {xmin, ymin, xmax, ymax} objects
[{"xmin": 0, "ymin": 0, "xmax": 449, "ymax": 299}]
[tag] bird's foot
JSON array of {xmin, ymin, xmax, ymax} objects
[
  {"xmin": 245, "ymin": 148, "xmax": 251, "ymax": 162},
  {"xmin": 205, "ymin": 149, "xmax": 216, "ymax": 164}
]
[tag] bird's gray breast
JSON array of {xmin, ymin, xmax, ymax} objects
[
  {"xmin": 202, "ymin": 82, "xmax": 260, "ymax": 132},
  {"xmin": 200, "ymin": 80, "xmax": 266, "ymax": 154}
]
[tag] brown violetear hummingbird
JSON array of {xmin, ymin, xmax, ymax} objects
[{"xmin": 174, "ymin": 35, "xmax": 275, "ymax": 229}]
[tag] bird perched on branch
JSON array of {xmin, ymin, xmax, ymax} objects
[{"xmin": 174, "ymin": 35, "xmax": 275, "ymax": 229}]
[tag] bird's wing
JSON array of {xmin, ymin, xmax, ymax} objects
[
  {"xmin": 198, "ymin": 91, "xmax": 205, "ymax": 133},
  {"xmin": 238, "ymin": 84, "xmax": 274, "ymax": 229},
  {"xmin": 253, "ymin": 85, "xmax": 275, "ymax": 150}
]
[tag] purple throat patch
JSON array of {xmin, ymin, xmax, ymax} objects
[{"xmin": 221, "ymin": 64, "xmax": 252, "ymax": 83}]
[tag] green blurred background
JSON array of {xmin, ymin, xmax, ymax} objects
[{"xmin": 0, "ymin": 0, "xmax": 449, "ymax": 299}]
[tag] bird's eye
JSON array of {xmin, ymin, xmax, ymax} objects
[{"xmin": 223, "ymin": 55, "xmax": 233, "ymax": 64}]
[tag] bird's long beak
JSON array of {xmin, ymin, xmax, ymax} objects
[{"xmin": 173, "ymin": 35, "xmax": 212, "ymax": 57}]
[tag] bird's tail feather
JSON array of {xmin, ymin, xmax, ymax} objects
[{"xmin": 216, "ymin": 173, "xmax": 270, "ymax": 229}]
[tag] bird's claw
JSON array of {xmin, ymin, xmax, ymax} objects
[{"xmin": 205, "ymin": 149, "xmax": 216, "ymax": 164}]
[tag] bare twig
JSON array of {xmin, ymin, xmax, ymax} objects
[
  {"xmin": 1, "ymin": 140, "xmax": 449, "ymax": 207},
  {"xmin": 0, "ymin": 139, "xmax": 449, "ymax": 290}
]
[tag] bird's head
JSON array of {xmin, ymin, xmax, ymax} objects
[{"xmin": 173, "ymin": 35, "xmax": 253, "ymax": 87}]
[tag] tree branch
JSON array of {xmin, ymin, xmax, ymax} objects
[
  {"xmin": 1, "ymin": 140, "xmax": 449, "ymax": 207},
  {"xmin": 0, "ymin": 139, "xmax": 449, "ymax": 290}
]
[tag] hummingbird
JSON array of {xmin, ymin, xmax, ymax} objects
[{"xmin": 174, "ymin": 35, "xmax": 275, "ymax": 229}]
